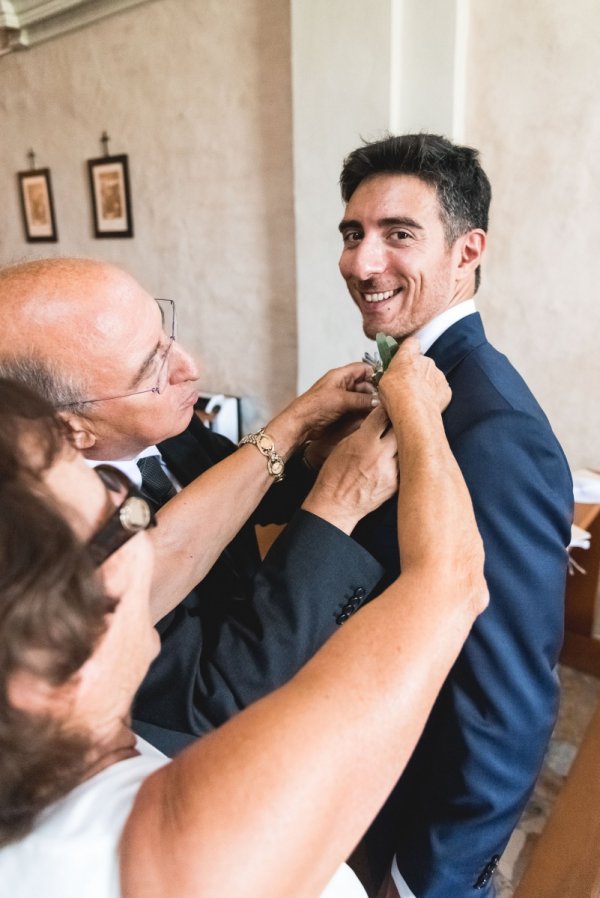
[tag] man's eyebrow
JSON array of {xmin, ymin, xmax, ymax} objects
[
  {"xmin": 128, "ymin": 340, "xmax": 162, "ymax": 389},
  {"xmin": 378, "ymin": 216, "xmax": 424, "ymax": 231},
  {"xmin": 338, "ymin": 216, "xmax": 424, "ymax": 232},
  {"xmin": 338, "ymin": 218, "xmax": 362, "ymax": 233}
]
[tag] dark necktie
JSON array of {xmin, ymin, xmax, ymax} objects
[{"xmin": 137, "ymin": 455, "xmax": 177, "ymax": 510}]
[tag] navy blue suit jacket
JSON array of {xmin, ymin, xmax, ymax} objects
[
  {"xmin": 355, "ymin": 314, "xmax": 573, "ymax": 897},
  {"xmin": 132, "ymin": 414, "xmax": 384, "ymax": 756}
]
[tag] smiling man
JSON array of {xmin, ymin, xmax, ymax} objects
[
  {"xmin": 337, "ymin": 134, "xmax": 573, "ymax": 898},
  {"xmin": 0, "ymin": 257, "xmax": 397, "ymax": 757}
]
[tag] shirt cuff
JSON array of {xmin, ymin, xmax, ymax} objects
[{"xmin": 391, "ymin": 855, "xmax": 417, "ymax": 898}]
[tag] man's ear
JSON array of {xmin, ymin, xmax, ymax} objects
[
  {"xmin": 57, "ymin": 410, "xmax": 97, "ymax": 452},
  {"xmin": 7, "ymin": 668, "xmax": 68, "ymax": 716},
  {"xmin": 455, "ymin": 229, "xmax": 486, "ymax": 283}
]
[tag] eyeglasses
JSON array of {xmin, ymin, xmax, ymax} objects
[
  {"xmin": 56, "ymin": 299, "xmax": 176, "ymax": 408},
  {"xmin": 87, "ymin": 465, "xmax": 157, "ymax": 567}
]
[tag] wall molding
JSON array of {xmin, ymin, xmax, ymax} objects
[{"xmin": 0, "ymin": 0, "xmax": 152, "ymax": 54}]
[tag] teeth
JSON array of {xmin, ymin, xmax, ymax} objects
[{"xmin": 363, "ymin": 289, "xmax": 398, "ymax": 303}]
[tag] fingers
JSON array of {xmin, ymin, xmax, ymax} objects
[
  {"xmin": 314, "ymin": 361, "xmax": 376, "ymax": 392},
  {"xmin": 388, "ymin": 334, "xmax": 420, "ymax": 365},
  {"xmin": 353, "ymin": 380, "xmax": 378, "ymax": 395},
  {"xmin": 378, "ymin": 337, "xmax": 451, "ymax": 416},
  {"xmin": 336, "ymin": 360, "xmax": 377, "ymax": 388},
  {"xmin": 340, "ymin": 390, "xmax": 381, "ymax": 416}
]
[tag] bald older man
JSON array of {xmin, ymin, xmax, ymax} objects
[{"xmin": 0, "ymin": 257, "xmax": 395, "ymax": 754}]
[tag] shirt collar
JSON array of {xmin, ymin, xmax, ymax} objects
[
  {"xmin": 85, "ymin": 445, "xmax": 160, "ymax": 488},
  {"xmin": 415, "ymin": 300, "xmax": 477, "ymax": 354}
]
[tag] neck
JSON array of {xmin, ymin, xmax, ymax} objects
[{"xmin": 82, "ymin": 722, "xmax": 139, "ymax": 780}]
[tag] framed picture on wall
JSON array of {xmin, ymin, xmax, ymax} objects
[
  {"xmin": 87, "ymin": 153, "xmax": 134, "ymax": 238},
  {"xmin": 17, "ymin": 168, "xmax": 58, "ymax": 242}
]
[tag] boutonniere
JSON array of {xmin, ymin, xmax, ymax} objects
[{"xmin": 362, "ymin": 332, "xmax": 399, "ymax": 386}]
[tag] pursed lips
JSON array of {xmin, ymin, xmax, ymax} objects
[{"xmin": 181, "ymin": 389, "xmax": 199, "ymax": 408}]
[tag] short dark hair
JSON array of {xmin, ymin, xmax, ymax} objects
[
  {"xmin": 0, "ymin": 379, "xmax": 114, "ymax": 846},
  {"xmin": 340, "ymin": 133, "xmax": 491, "ymax": 291}
]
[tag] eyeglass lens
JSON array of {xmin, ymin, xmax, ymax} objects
[{"xmin": 156, "ymin": 298, "xmax": 176, "ymax": 340}]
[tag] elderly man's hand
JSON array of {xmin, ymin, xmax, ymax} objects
[
  {"xmin": 301, "ymin": 406, "xmax": 398, "ymax": 534},
  {"xmin": 268, "ymin": 362, "xmax": 377, "ymax": 459}
]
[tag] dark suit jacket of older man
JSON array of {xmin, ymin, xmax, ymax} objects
[
  {"xmin": 132, "ymin": 414, "xmax": 384, "ymax": 756},
  {"xmin": 354, "ymin": 313, "xmax": 573, "ymax": 898}
]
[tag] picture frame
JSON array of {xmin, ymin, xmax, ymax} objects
[
  {"xmin": 87, "ymin": 153, "xmax": 134, "ymax": 238},
  {"xmin": 17, "ymin": 168, "xmax": 58, "ymax": 242}
]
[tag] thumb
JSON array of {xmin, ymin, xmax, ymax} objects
[
  {"xmin": 343, "ymin": 391, "xmax": 381, "ymax": 415},
  {"xmin": 359, "ymin": 405, "xmax": 390, "ymax": 436}
]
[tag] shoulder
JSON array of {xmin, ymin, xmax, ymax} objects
[
  {"xmin": 446, "ymin": 342, "xmax": 559, "ymax": 438},
  {"xmin": 0, "ymin": 750, "xmax": 167, "ymax": 898}
]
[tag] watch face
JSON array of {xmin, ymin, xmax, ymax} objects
[
  {"xmin": 119, "ymin": 496, "xmax": 153, "ymax": 532},
  {"xmin": 269, "ymin": 459, "xmax": 284, "ymax": 476}
]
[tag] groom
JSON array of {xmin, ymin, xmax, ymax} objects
[{"xmin": 337, "ymin": 133, "xmax": 573, "ymax": 898}]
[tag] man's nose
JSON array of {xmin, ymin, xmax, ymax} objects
[
  {"xmin": 345, "ymin": 235, "xmax": 387, "ymax": 282},
  {"xmin": 170, "ymin": 342, "xmax": 199, "ymax": 382}
]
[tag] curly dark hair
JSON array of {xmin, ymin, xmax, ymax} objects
[
  {"xmin": 340, "ymin": 133, "xmax": 492, "ymax": 291},
  {"xmin": 0, "ymin": 379, "xmax": 114, "ymax": 846}
]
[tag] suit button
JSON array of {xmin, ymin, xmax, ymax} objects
[
  {"xmin": 355, "ymin": 587, "xmax": 366, "ymax": 600},
  {"xmin": 336, "ymin": 602, "xmax": 357, "ymax": 624},
  {"xmin": 474, "ymin": 855, "xmax": 499, "ymax": 889}
]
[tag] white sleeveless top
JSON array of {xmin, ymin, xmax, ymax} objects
[{"xmin": 0, "ymin": 737, "xmax": 366, "ymax": 898}]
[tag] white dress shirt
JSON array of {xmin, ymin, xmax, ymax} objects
[
  {"xmin": 87, "ymin": 444, "xmax": 181, "ymax": 492},
  {"xmin": 415, "ymin": 299, "xmax": 477, "ymax": 354}
]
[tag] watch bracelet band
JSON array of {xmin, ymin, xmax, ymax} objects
[{"xmin": 238, "ymin": 428, "xmax": 285, "ymax": 482}]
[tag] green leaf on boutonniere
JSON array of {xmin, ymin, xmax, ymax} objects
[
  {"xmin": 363, "ymin": 333, "xmax": 400, "ymax": 386},
  {"xmin": 376, "ymin": 332, "xmax": 399, "ymax": 370}
]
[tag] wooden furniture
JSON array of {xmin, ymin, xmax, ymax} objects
[
  {"xmin": 512, "ymin": 695, "xmax": 600, "ymax": 898},
  {"xmin": 560, "ymin": 503, "xmax": 600, "ymax": 677}
]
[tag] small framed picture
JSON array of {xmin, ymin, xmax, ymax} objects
[
  {"xmin": 87, "ymin": 153, "xmax": 134, "ymax": 238},
  {"xmin": 17, "ymin": 168, "xmax": 58, "ymax": 242}
]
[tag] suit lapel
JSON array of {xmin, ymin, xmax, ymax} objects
[
  {"xmin": 426, "ymin": 312, "xmax": 487, "ymax": 375},
  {"xmin": 159, "ymin": 422, "xmax": 220, "ymax": 486}
]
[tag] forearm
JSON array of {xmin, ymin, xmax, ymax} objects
[
  {"xmin": 148, "ymin": 411, "xmax": 308, "ymax": 623},
  {"xmin": 393, "ymin": 394, "xmax": 482, "ymax": 579}
]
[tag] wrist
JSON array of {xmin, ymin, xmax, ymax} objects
[
  {"xmin": 265, "ymin": 408, "xmax": 309, "ymax": 459},
  {"xmin": 301, "ymin": 491, "xmax": 357, "ymax": 536},
  {"xmin": 238, "ymin": 429, "xmax": 285, "ymax": 482}
]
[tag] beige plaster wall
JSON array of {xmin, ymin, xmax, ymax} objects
[
  {"xmin": 292, "ymin": 0, "xmax": 392, "ymax": 390},
  {"xmin": 466, "ymin": 0, "xmax": 600, "ymax": 469},
  {"xmin": 0, "ymin": 0, "xmax": 297, "ymax": 421}
]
